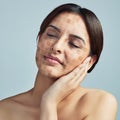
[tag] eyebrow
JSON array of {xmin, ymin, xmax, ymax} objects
[{"xmin": 48, "ymin": 24, "xmax": 85, "ymax": 44}]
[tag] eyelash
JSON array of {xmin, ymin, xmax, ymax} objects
[
  {"xmin": 47, "ymin": 33, "xmax": 58, "ymax": 38},
  {"xmin": 69, "ymin": 42, "xmax": 80, "ymax": 48}
]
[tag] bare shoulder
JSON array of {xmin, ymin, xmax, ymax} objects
[
  {"xmin": 84, "ymin": 88, "xmax": 117, "ymax": 103},
  {"xmin": 89, "ymin": 89, "xmax": 117, "ymax": 108},
  {"xmin": 0, "ymin": 91, "xmax": 31, "ymax": 119},
  {"xmin": 0, "ymin": 96, "xmax": 17, "ymax": 119},
  {"xmin": 79, "ymin": 88, "xmax": 118, "ymax": 120},
  {"xmin": 0, "ymin": 96, "xmax": 16, "ymax": 110}
]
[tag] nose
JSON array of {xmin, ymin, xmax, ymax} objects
[{"xmin": 51, "ymin": 36, "xmax": 66, "ymax": 54}]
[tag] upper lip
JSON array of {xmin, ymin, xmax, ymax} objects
[{"xmin": 45, "ymin": 55, "xmax": 63, "ymax": 64}]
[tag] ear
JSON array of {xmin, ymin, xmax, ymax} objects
[{"xmin": 88, "ymin": 55, "xmax": 97, "ymax": 70}]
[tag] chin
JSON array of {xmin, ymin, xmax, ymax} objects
[{"xmin": 38, "ymin": 65, "xmax": 64, "ymax": 79}]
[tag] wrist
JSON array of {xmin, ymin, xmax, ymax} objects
[
  {"xmin": 40, "ymin": 97, "xmax": 57, "ymax": 120},
  {"xmin": 40, "ymin": 99, "xmax": 57, "ymax": 120},
  {"xmin": 41, "ymin": 95, "xmax": 57, "ymax": 108}
]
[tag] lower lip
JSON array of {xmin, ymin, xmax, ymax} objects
[{"xmin": 44, "ymin": 56, "xmax": 60, "ymax": 65}]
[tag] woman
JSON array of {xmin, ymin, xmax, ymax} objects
[{"xmin": 0, "ymin": 3, "xmax": 117, "ymax": 120}]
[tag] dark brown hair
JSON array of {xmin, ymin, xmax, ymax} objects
[{"xmin": 37, "ymin": 3, "xmax": 103, "ymax": 73}]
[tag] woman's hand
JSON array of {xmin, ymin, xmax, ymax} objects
[
  {"xmin": 40, "ymin": 57, "xmax": 91, "ymax": 120},
  {"xmin": 41, "ymin": 57, "xmax": 91, "ymax": 105}
]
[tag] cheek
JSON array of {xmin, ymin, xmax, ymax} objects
[
  {"xmin": 70, "ymin": 48, "xmax": 89, "ymax": 63},
  {"xmin": 36, "ymin": 40, "xmax": 54, "ymax": 68},
  {"xmin": 68, "ymin": 51, "xmax": 83, "ymax": 63},
  {"xmin": 46, "ymin": 41, "xmax": 51, "ymax": 46},
  {"xmin": 64, "ymin": 50, "xmax": 87, "ymax": 71},
  {"xmin": 38, "ymin": 39, "xmax": 52, "ymax": 53},
  {"xmin": 72, "ymin": 51, "xmax": 82, "ymax": 58}
]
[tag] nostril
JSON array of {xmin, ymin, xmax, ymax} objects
[
  {"xmin": 56, "ymin": 49, "xmax": 61, "ymax": 53},
  {"xmin": 50, "ymin": 39, "xmax": 65, "ymax": 54},
  {"xmin": 51, "ymin": 46, "xmax": 62, "ymax": 54}
]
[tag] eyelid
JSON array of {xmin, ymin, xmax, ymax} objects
[
  {"xmin": 47, "ymin": 33, "xmax": 56, "ymax": 36},
  {"xmin": 70, "ymin": 37, "xmax": 84, "ymax": 47},
  {"xmin": 46, "ymin": 27, "xmax": 60, "ymax": 36},
  {"xmin": 46, "ymin": 27, "xmax": 60, "ymax": 34},
  {"xmin": 69, "ymin": 35, "xmax": 86, "ymax": 46},
  {"xmin": 69, "ymin": 42, "xmax": 81, "ymax": 48},
  {"xmin": 47, "ymin": 28, "xmax": 59, "ymax": 33}
]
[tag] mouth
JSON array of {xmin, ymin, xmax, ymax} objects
[{"xmin": 44, "ymin": 55, "xmax": 63, "ymax": 65}]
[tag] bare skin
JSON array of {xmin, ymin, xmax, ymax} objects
[{"xmin": 0, "ymin": 12, "xmax": 118, "ymax": 120}]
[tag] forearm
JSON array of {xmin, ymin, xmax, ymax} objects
[{"xmin": 40, "ymin": 99, "xmax": 57, "ymax": 120}]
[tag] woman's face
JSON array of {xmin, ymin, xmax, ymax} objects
[{"xmin": 36, "ymin": 12, "xmax": 91, "ymax": 79}]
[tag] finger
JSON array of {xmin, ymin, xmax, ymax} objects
[
  {"xmin": 75, "ymin": 63, "xmax": 88, "ymax": 84},
  {"xmin": 82, "ymin": 56, "xmax": 91, "ymax": 65},
  {"xmin": 74, "ymin": 56, "xmax": 91, "ymax": 78},
  {"xmin": 72, "ymin": 57, "xmax": 91, "ymax": 85},
  {"xmin": 73, "ymin": 56, "xmax": 91, "ymax": 77},
  {"xmin": 59, "ymin": 56, "xmax": 91, "ymax": 82},
  {"xmin": 74, "ymin": 62, "xmax": 88, "ymax": 82},
  {"xmin": 62, "ymin": 64, "xmax": 84, "ymax": 81},
  {"xmin": 64, "ymin": 63, "xmax": 88, "ymax": 89}
]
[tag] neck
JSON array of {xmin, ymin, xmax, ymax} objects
[{"xmin": 30, "ymin": 70, "xmax": 55, "ymax": 105}]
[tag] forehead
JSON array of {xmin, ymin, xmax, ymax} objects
[{"xmin": 49, "ymin": 12, "xmax": 89, "ymax": 41}]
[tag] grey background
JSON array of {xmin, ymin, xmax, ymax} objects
[{"xmin": 0, "ymin": 0, "xmax": 120, "ymax": 119}]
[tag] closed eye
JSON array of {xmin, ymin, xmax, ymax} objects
[
  {"xmin": 47, "ymin": 33, "xmax": 58, "ymax": 38},
  {"xmin": 69, "ymin": 42, "xmax": 80, "ymax": 48}
]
